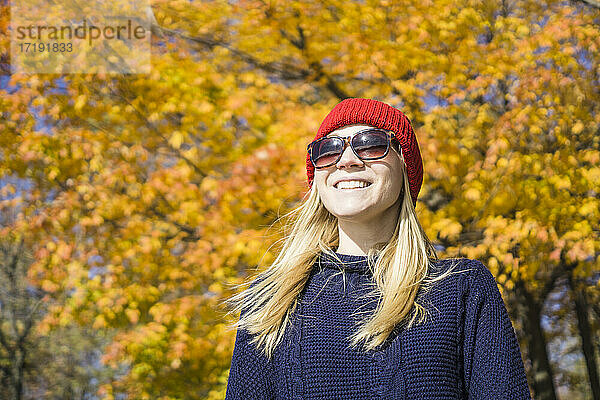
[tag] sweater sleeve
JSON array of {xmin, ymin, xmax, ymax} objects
[
  {"xmin": 224, "ymin": 309, "xmax": 276, "ymax": 400},
  {"xmin": 462, "ymin": 261, "xmax": 532, "ymax": 399}
]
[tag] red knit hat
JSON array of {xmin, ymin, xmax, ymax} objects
[{"xmin": 306, "ymin": 98, "xmax": 423, "ymax": 207}]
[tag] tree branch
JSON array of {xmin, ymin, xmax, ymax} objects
[{"xmin": 575, "ymin": 0, "xmax": 600, "ymax": 8}]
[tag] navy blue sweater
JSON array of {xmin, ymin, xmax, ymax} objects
[{"xmin": 225, "ymin": 252, "xmax": 531, "ymax": 399}]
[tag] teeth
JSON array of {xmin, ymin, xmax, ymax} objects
[{"xmin": 335, "ymin": 181, "xmax": 371, "ymax": 189}]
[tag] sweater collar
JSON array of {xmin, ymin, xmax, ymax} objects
[{"xmin": 317, "ymin": 251, "xmax": 377, "ymax": 273}]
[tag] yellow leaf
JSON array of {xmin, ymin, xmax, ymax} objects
[
  {"xmin": 464, "ymin": 188, "xmax": 481, "ymax": 201},
  {"xmin": 169, "ymin": 131, "xmax": 184, "ymax": 149},
  {"xmin": 578, "ymin": 201, "xmax": 597, "ymax": 217},
  {"xmin": 439, "ymin": 220, "xmax": 462, "ymax": 240},
  {"xmin": 126, "ymin": 308, "xmax": 140, "ymax": 324},
  {"xmin": 74, "ymin": 95, "xmax": 86, "ymax": 111},
  {"xmin": 93, "ymin": 315, "xmax": 107, "ymax": 329},
  {"xmin": 572, "ymin": 121, "xmax": 584, "ymax": 134}
]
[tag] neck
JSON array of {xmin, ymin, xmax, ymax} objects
[{"xmin": 336, "ymin": 207, "xmax": 400, "ymax": 256}]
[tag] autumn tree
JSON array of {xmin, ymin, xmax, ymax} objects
[
  {"xmin": 0, "ymin": 230, "xmax": 40, "ymax": 400},
  {"xmin": 0, "ymin": 194, "xmax": 111, "ymax": 399}
]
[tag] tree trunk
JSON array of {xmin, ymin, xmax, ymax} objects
[
  {"xmin": 515, "ymin": 280, "xmax": 558, "ymax": 400},
  {"xmin": 568, "ymin": 274, "xmax": 600, "ymax": 400},
  {"xmin": 7, "ymin": 345, "xmax": 24, "ymax": 400}
]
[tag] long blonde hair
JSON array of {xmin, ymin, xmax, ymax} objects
[{"xmin": 224, "ymin": 150, "xmax": 461, "ymax": 360}]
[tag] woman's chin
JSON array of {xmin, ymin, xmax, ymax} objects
[{"xmin": 330, "ymin": 207, "xmax": 373, "ymax": 221}]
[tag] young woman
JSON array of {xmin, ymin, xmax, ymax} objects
[{"xmin": 224, "ymin": 98, "xmax": 531, "ymax": 399}]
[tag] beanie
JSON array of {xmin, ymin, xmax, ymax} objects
[{"xmin": 306, "ymin": 98, "xmax": 423, "ymax": 207}]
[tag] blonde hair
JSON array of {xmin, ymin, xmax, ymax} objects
[{"xmin": 223, "ymin": 149, "xmax": 462, "ymax": 360}]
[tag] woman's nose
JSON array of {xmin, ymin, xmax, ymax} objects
[{"xmin": 336, "ymin": 142, "xmax": 363, "ymax": 168}]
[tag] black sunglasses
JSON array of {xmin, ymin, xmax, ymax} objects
[{"xmin": 307, "ymin": 128, "xmax": 399, "ymax": 169}]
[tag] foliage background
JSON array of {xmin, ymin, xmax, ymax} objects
[{"xmin": 0, "ymin": 0, "xmax": 599, "ymax": 399}]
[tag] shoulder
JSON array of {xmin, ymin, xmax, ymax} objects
[
  {"xmin": 428, "ymin": 258, "xmax": 499, "ymax": 295},
  {"xmin": 430, "ymin": 257, "xmax": 489, "ymax": 279}
]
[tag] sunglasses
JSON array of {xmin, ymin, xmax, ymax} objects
[{"xmin": 307, "ymin": 128, "xmax": 399, "ymax": 169}]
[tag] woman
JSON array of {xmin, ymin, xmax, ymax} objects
[{"xmin": 224, "ymin": 98, "xmax": 531, "ymax": 399}]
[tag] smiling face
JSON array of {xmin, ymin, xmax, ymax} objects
[{"xmin": 314, "ymin": 124, "xmax": 405, "ymax": 224}]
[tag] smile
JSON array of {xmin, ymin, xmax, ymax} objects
[{"xmin": 333, "ymin": 181, "xmax": 372, "ymax": 190}]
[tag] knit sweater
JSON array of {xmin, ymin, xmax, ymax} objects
[{"xmin": 225, "ymin": 252, "xmax": 532, "ymax": 399}]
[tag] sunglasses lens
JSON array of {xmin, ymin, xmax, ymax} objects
[
  {"xmin": 353, "ymin": 130, "xmax": 389, "ymax": 159},
  {"xmin": 311, "ymin": 130, "xmax": 390, "ymax": 167},
  {"xmin": 312, "ymin": 137, "xmax": 344, "ymax": 168}
]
